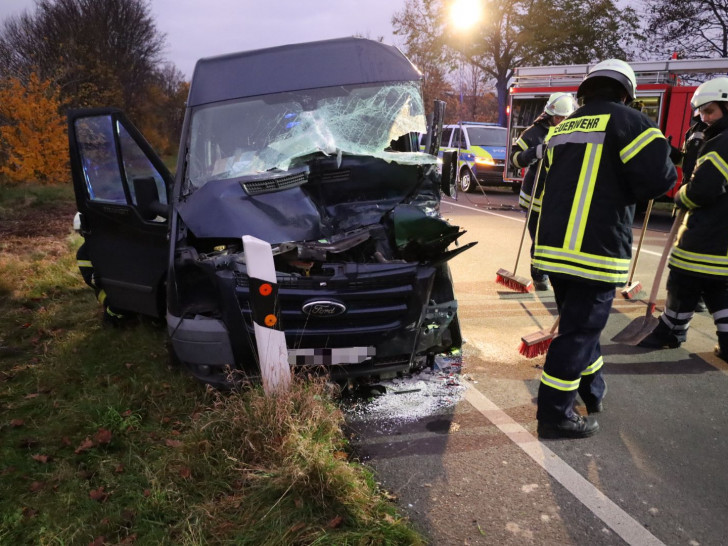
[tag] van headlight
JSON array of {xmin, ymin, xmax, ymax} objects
[{"xmin": 475, "ymin": 157, "xmax": 495, "ymax": 166}]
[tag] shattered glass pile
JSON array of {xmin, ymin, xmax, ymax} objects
[{"xmin": 342, "ymin": 353, "xmax": 466, "ymax": 424}]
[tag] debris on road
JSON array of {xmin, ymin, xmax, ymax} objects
[{"xmin": 341, "ymin": 353, "xmax": 466, "ymax": 423}]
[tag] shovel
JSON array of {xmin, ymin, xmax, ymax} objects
[{"xmin": 611, "ymin": 209, "xmax": 685, "ymax": 345}]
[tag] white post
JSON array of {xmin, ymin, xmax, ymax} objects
[{"xmin": 242, "ymin": 235, "xmax": 291, "ymax": 394}]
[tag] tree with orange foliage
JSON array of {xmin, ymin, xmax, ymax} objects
[{"xmin": 0, "ymin": 74, "xmax": 69, "ymax": 185}]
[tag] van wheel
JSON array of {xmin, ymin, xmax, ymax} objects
[{"xmin": 459, "ymin": 169, "xmax": 474, "ymax": 192}]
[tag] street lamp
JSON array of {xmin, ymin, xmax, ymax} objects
[
  {"xmin": 449, "ymin": 0, "xmax": 483, "ymax": 192},
  {"xmin": 450, "ymin": 0, "xmax": 482, "ymax": 31}
]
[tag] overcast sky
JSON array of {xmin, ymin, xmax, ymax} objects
[{"xmin": 0, "ymin": 0, "xmax": 409, "ymax": 79}]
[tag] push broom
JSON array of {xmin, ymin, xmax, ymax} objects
[
  {"xmin": 621, "ymin": 199, "xmax": 653, "ymax": 299},
  {"xmin": 519, "ymin": 315, "xmax": 559, "ymax": 358},
  {"xmin": 495, "ymin": 159, "xmax": 544, "ymax": 293}
]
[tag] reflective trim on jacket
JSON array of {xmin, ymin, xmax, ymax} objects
[
  {"xmin": 534, "ymin": 99, "xmax": 677, "ymax": 287},
  {"xmin": 670, "ymin": 119, "xmax": 728, "ymax": 278}
]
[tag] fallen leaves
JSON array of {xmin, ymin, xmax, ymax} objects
[
  {"xmin": 31, "ymin": 454, "xmax": 50, "ymax": 463},
  {"xmin": 89, "ymin": 486, "xmax": 109, "ymax": 502},
  {"xmin": 165, "ymin": 439, "xmax": 183, "ymax": 448},
  {"xmin": 74, "ymin": 429, "xmax": 113, "ymax": 454},
  {"xmin": 94, "ymin": 428, "xmax": 112, "ymax": 445},
  {"xmin": 74, "ymin": 437, "xmax": 94, "ymax": 454},
  {"xmin": 10, "ymin": 419, "xmax": 25, "ymax": 427}
]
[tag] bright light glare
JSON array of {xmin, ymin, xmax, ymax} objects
[{"xmin": 450, "ymin": 0, "xmax": 482, "ymax": 31}]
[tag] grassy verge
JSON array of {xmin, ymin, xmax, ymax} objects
[{"xmin": 0, "ymin": 184, "xmax": 423, "ymax": 545}]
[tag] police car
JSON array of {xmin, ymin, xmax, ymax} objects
[{"xmin": 440, "ymin": 122, "xmax": 512, "ymax": 193}]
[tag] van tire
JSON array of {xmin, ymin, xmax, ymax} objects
[{"xmin": 459, "ymin": 168, "xmax": 474, "ymax": 193}]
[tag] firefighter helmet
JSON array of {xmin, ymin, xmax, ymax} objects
[
  {"xmin": 577, "ymin": 59, "xmax": 637, "ymax": 103},
  {"xmin": 691, "ymin": 77, "xmax": 728, "ymax": 109},
  {"xmin": 544, "ymin": 92, "xmax": 578, "ymax": 117}
]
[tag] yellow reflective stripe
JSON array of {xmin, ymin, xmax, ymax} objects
[
  {"xmin": 541, "ymin": 371, "xmax": 581, "ymax": 391},
  {"xmin": 671, "ymin": 246, "xmax": 728, "ymax": 265},
  {"xmin": 516, "ymin": 137, "xmax": 528, "ymax": 151},
  {"xmin": 697, "ymin": 151, "xmax": 728, "ymax": 182},
  {"xmin": 551, "ymin": 114, "xmax": 609, "ymax": 136},
  {"xmin": 535, "ymin": 246, "xmax": 630, "ymax": 270},
  {"xmin": 105, "ymin": 306, "xmax": 124, "ymax": 318},
  {"xmin": 98, "ymin": 289, "xmax": 107, "ymax": 305},
  {"xmin": 668, "ymin": 255, "xmax": 728, "ymax": 276},
  {"xmin": 677, "ymin": 186, "xmax": 698, "ymax": 209},
  {"xmin": 620, "ymin": 127, "xmax": 664, "ymax": 163},
  {"xmin": 77, "ymin": 260, "xmax": 92, "ymax": 268},
  {"xmin": 532, "ymin": 258, "xmax": 628, "ymax": 283},
  {"xmin": 565, "ymin": 142, "xmax": 602, "ymax": 251},
  {"xmin": 669, "ymin": 246, "xmax": 728, "ymax": 276},
  {"xmin": 582, "ymin": 356, "xmax": 604, "ymax": 376}
]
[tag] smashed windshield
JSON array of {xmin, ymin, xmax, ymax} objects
[
  {"xmin": 185, "ymin": 81, "xmax": 431, "ymax": 191},
  {"xmin": 467, "ymin": 127, "xmax": 507, "ymax": 147}
]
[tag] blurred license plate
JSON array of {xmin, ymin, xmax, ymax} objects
[{"xmin": 287, "ymin": 347, "xmax": 375, "ymax": 366}]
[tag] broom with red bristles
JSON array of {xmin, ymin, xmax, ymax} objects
[
  {"xmin": 495, "ymin": 158, "xmax": 544, "ymax": 293},
  {"xmin": 518, "ymin": 316, "xmax": 559, "ymax": 358}
]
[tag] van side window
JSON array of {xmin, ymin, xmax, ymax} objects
[
  {"xmin": 441, "ymin": 127, "xmax": 453, "ymax": 147},
  {"xmin": 74, "ymin": 116, "xmax": 127, "ymax": 204},
  {"xmin": 452, "ymin": 128, "xmax": 466, "ymax": 148}
]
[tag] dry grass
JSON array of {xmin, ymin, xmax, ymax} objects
[{"xmin": 0, "ymin": 183, "xmax": 424, "ymax": 545}]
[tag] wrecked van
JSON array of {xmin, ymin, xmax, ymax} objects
[{"xmin": 68, "ymin": 37, "xmax": 475, "ymax": 386}]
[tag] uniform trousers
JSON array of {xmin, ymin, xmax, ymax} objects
[
  {"xmin": 527, "ymin": 212, "xmax": 548, "ymax": 283},
  {"xmin": 652, "ymin": 268, "xmax": 728, "ymax": 353},
  {"xmin": 537, "ymin": 276, "xmax": 613, "ymax": 423}
]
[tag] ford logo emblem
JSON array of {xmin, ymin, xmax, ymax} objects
[{"xmin": 302, "ymin": 300, "xmax": 346, "ymax": 317}]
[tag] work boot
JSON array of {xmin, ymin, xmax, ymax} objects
[
  {"xmin": 533, "ymin": 279, "xmax": 551, "ymax": 291},
  {"xmin": 537, "ymin": 414, "xmax": 599, "ymax": 439},
  {"xmin": 695, "ymin": 298, "xmax": 708, "ymax": 312},
  {"xmin": 637, "ymin": 331, "xmax": 681, "ymax": 349}
]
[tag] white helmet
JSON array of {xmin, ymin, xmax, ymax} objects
[
  {"xmin": 577, "ymin": 59, "xmax": 637, "ymax": 102},
  {"xmin": 544, "ymin": 92, "xmax": 578, "ymax": 117},
  {"xmin": 691, "ymin": 77, "xmax": 728, "ymax": 109}
]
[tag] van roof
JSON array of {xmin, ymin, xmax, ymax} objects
[{"xmin": 187, "ymin": 37, "xmax": 422, "ymax": 107}]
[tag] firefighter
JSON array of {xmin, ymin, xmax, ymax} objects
[
  {"xmin": 534, "ymin": 59, "xmax": 677, "ymax": 438},
  {"xmin": 676, "ymin": 112, "xmax": 710, "ymax": 313},
  {"xmin": 76, "ymin": 242, "xmax": 130, "ymax": 326},
  {"xmin": 511, "ymin": 92, "xmax": 578, "ymax": 291},
  {"xmin": 638, "ymin": 77, "xmax": 728, "ymax": 359}
]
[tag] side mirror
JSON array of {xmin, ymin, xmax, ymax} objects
[
  {"xmin": 441, "ymin": 150, "xmax": 458, "ymax": 199},
  {"xmin": 132, "ymin": 176, "xmax": 168, "ymax": 220}
]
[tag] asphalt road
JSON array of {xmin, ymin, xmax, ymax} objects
[{"xmin": 347, "ymin": 187, "xmax": 728, "ymax": 546}]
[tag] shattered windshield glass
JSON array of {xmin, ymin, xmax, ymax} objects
[{"xmin": 185, "ymin": 81, "xmax": 432, "ymax": 191}]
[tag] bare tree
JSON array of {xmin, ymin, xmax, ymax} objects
[
  {"xmin": 643, "ymin": 0, "xmax": 728, "ymax": 58},
  {"xmin": 0, "ymin": 0, "xmax": 166, "ymax": 117},
  {"xmin": 393, "ymin": 0, "xmax": 641, "ymax": 125}
]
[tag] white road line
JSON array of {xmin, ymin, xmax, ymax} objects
[
  {"xmin": 443, "ymin": 200, "xmax": 665, "ymax": 257},
  {"xmin": 465, "ymin": 386, "xmax": 666, "ymax": 546}
]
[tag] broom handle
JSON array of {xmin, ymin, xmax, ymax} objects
[
  {"xmin": 645, "ymin": 209, "xmax": 685, "ymax": 317},
  {"xmin": 513, "ymin": 158, "xmax": 544, "ymax": 274},
  {"xmin": 549, "ymin": 315, "xmax": 560, "ymax": 334},
  {"xmin": 627, "ymin": 199, "xmax": 653, "ymax": 284}
]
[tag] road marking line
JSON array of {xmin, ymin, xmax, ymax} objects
[
  {"xmin": 443, "ymin": 200, "xmax": 665, "ymax": 257},
  {"xmin": 465, "ymin": 385, "xmax": 666, "ymax": 546}
]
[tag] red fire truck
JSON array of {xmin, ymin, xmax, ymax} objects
[{"xmin": 504, "ymin": 58, "xmax": 728, "ymax": 197}]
